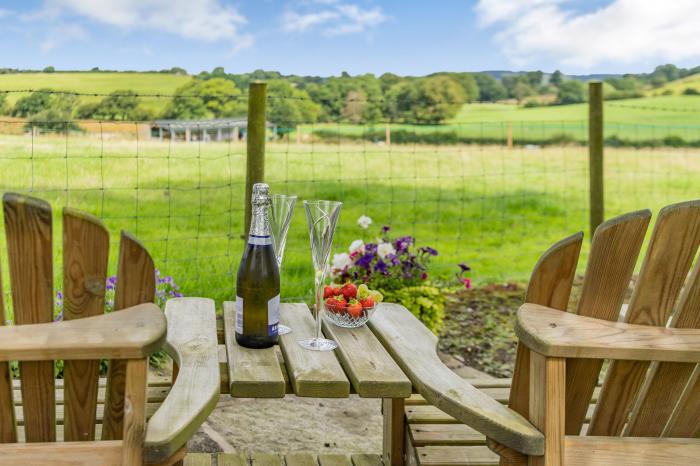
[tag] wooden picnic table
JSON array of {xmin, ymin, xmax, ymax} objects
[{"xmin": 222, "ymin": 302, "xmax": 412, "ymax": 400}]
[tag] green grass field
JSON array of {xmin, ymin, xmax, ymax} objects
[
  {"xmin": 651, "ymin": 74, "xmax": 700, "ymax": 96},
  {"xmin": 0, "ymin": 133, "xmax": 696, "ymax": 307},
  {"xmin": 0, "ymin": 72, "xmax": 192, "ymax": 113}
]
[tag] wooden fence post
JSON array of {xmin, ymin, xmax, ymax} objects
[
  {"xmin": 506, "ymin": 122, "xmax": 513, "ymax": 150},
  {"xmin": 244, "ymin": 81, "xmax": 267, "ymax": 237},
  {"xmin": 588, "ymin": 81, "xmax": 604, "ymax": 238},
  {"xmin": 385, "ymin": 124, "xmax": 391, "ymax": 146},
  {"xmin": 296, "ymin": 125, "xmax": 302, "ymax": 144}
]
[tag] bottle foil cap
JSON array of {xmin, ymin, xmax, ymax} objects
[{"xmin": 252, "ymin": 183, "xmax": 270, "ymax": 205}]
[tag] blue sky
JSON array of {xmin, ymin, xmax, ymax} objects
[{"xmin": 0, "ymin": 0, "xmax": 698, "ymax": 76}]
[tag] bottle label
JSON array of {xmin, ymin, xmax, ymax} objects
[
  {"xmin": 248, "ymin": 234, "xmax": 272, "ymax": 246},
  {"xmin": 235, "ymin": 296, "xmax": 243, "ymax": 334},
  {"xmin": 268, "ymin": 294, "xmax": 280, "ymax": 336}
]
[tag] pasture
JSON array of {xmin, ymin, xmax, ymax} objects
[{"xmin": 0, "ymin": 132, "xmax": 696, "ymax": 305}]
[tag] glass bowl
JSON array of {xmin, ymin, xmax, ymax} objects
[{"xmin": 324, "ymin": 303, "xmax": 377, "ymax": 328}]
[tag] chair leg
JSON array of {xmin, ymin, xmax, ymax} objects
[
  {"xmin": 529, "ymin": 353, "xmax": 565, "ymax": 466},
  {"xmin": 122, "ymin": 358, "xmax": 148, "ymax": 466},
  {"xmin": 383, "ymin": 398, "xmax": 406, "ymax": 466}
]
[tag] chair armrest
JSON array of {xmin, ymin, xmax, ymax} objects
[
  {"xmin": 368, "ymin": 303, "xmax": 544, "ymax": 456},
  {"xmin": 0, "ymin": 304, "xmax": 165, "ymax": 361},
  {"xmin": 145, "ymin": 298, "xmax": 220, "ymax": 464},
  {"xmin": 516, "ymin": 303, "xmax": 700, "ymax": 362}
]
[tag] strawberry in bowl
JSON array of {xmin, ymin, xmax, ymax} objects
[{"xmin": 323, "ymin": 282, "xmax": 383, "ymax": 328}]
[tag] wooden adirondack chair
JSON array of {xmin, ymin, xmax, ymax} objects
[
  {"xmin": 371, "ymin": 199, "xmax": 700, "ymax": 466},
  {"xmin": 0, "ymin": 193, "xmax": 220, "ymax": 466}
]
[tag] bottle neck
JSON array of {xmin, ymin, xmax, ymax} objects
[{"xmin": 248, "ymin": 203, "xmax": 272, "ymax": 243}]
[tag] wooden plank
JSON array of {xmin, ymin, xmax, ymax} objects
[
  {"xmin": 0, "ymin": 440, "xmax": 123, "ymax": 465},
  {"xmin": 505, "ymin": 232, "xmax": 581, "ymax": 466},
  {"xmin": 0, "ymin": 264, "xmax": 15, "ymax": 443},
  {"xmin": 11, "ymin": 384, "xmax": 170, "ymax": 406},
  {"xmin": 563, "ymin": 210, "xmax": 651, "ymax": 435},
  {"xmin": 627, "ymin": 255, "xmax": 700, "ymax": 436},
  {"xmin": 322, "ymin": 319, "xmax": 412, "ymax": 399},
  {"xmin": 13, "ymin": 400, "xmax": 163, "ymax": 426},
  {"xmin": 564, "ymin": 436, "xmax": 700, "ymax": 466},
  {"xmin": 223, "ymin": 301, "xmax": 285, "ymax": 398},
  {"xmin": 318, "ymin": 454, "xmax": 352, "ymax": 466},
  {"xmin": 145, "ymin": 298, "xmax": 220, "ymax": 464},
  {"xmin": 415, "ymin": 446, "xmax": 498, "ymax": 466},
  {"xmin": 103, "ymin": 231, "xmax": 155, "ymax": 441},
  {"xmin": 406, "ymin": 404, "xmax": 595, "ymax": 426},
  {"xmin": 285, "ymin": 452, "xmax": 318, "ymax": 466},
  {"xmin": 278, "ymin": 303, "xmax": 350, "ymax": 398},
  {"xmin": 0, "ymin": 305, "xmax": 166, "ymax": 361},
  {"xmin": 184, "ymin": 453, "xmax": 214, "ymax": 466},
  {"xmin": 589, "ymin": 200, "xmax": 700, "ymax": 436},
  {"xmin": 3, "ymin": 192, "xmax": 55, "ymax": 442},
  {"xmin": 664, "ymin": 364, "xmax": 700, "ymax": 437},
  {"xmin": 515, "ymin": 304, "xmax": 700, "ymax": 362},
  {"xmin": 123, "ymin": 358, "xmax": 148, "ymax": 466},
  {"xmin": 411, "ymin": 424, "xmax": 486, "ymax": 446},
  {"xmin": 218, "ymin": 452, "xmax": 249, "ymax": 466},
  {"xmin": 251, "ymin": 451, "xmax": 283, "ymax": 466},
  {"xmin": 383, "ymin": 398, "xmax": 406, "ymax": 466},
  {"xmin": 62, "ymin": 208, "xmax": 110, "ymax": 442},
  {"xmin": 528, "ymin": 354, "xmax": 564, "ymax": 466},
  {"xmin": 369, "ymin": 303, "xmax": 544, "ymax": 456},
  {"xmin": 351, "ymin": 454, "xmax": 383, "ymax": 466}
]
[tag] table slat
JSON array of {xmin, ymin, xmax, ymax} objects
[
  {"xmin": 278, "ymin": 303, "xmax": 350, "ymax": 398},
  {"xmin": 322, "ymin": 319, "xmax": 412, "ymax": 398},
  {"xmin": 223, "ymin": 302, "xmax": 286, "ymax": 398}
]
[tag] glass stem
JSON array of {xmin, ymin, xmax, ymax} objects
[{"xmin": 314, "ymin": 269, "xmax": 325, "ymax": 340}]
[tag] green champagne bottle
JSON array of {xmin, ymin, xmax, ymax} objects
[{"xmin": 235, "ymin": 183, "xmax": 280, "ymax": 348}]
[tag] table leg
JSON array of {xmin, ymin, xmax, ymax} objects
[{"xmin": 383, "ymin": 398, "xmax": 406, "ymax": 466}]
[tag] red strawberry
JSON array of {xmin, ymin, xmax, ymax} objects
[
  {"xmin": 341, "ymin": 282, "xmax": 358, "ymax": 300},
  {"xmin": 360, "ymin": 297, "xmax": 375, "ymax": 309},
  {"xmin": 333, "ymin": 295, "xmax": 347, "ymax": 313},
  {"xmin": 325, "ymin": 297, "xmax": 338, "ymax": 312},
  {"xmin": 323, "ymin": 286, "xmax": 334, "ymax": 299},
  {"xmin": 347, "ymin": 299, "xmax": 363, "ymax": 319},
  {"xmin": 332, "ymin": 286, "xmax": 343, "ymax": 296}
]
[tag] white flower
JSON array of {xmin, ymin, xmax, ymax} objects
[
  {"xmin": 331, "ymin": 253, "xmax": 352, "ymax": 272},
  {"xmin": 357, "ymin": 215, "xmax": 372, "ymax": 229},
  {"xmin": 377, "ymin": 241, "xmax": 396, "ymax": 259},
  {"xmin": 349, "ymin": 239, "xmax": 365, "ymax": 253}
]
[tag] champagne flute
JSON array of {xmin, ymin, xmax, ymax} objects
[
  {"xmin": 299, "ymin": 200, "xmax": 342, "ymax": 351},
  {"xmin": 270, "ymin": 193, "xmax": 297, "ymax": 335}
]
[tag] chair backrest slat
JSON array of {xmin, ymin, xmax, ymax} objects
[
  {"xmin": 564, "ymin": 210, "xmax": 651, "ymax": 435},
  {"xmin": 626, "ymin": 254, "xmax": 700, "ymax": 436},
  {"xmin": 663, "ymin": 364, "xmax": 700, "ymax": 437},
  {"xmin": 0, "ymin": 270, "xmax": 16, "ymax": 443},
  {"xmin": 3, "ymin": 193, "xmax": 56, "ymax": 442},
  {"xmin": 62, "ymin": 209, "xmax": 109, "ymax": 442},
  {"xmin": 589, "ymin": 201, "xmax": 700, "ymax": 436},
  {"xmin": 102, "ymin": 232, "xmax": 155, "ymax": 441},
  {"xmin": 507, "ymin": 232, "xmax": 582, "ymax": 423}
]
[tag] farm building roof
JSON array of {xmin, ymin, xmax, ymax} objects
[{"xmin": 151, "ymin": 118, "xmax": 273, "ymax": 130}]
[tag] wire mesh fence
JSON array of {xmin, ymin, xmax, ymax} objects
[{"xmin": 0, "ymin": 90, "xmax": 697, "ymax": 306}]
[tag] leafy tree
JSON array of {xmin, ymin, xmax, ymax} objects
[
  {"xmin": 26, "ymin": 108, "xmax": 81, "ymax": 133},
  {"xmin": 524, "ymin": 71, "xmax": 544, "ymax": 88},
  {"xmin": 557, "ymin": 80, "xmax": 587, "ymax": 104},
  {"xmin": 387, "ymin": 76, "xmax": 465, "ymax": 124},
  {"xmin": 99, "ymin": 90, "xmax": 140, "ymax": 120},
  {"xmin": 12, "ymin": 89, "xmax": 53, "ymax": 117},
  {"xmin": 379, "ymin": 73, "xmax": 401, "ymax": 93},
  {"xmin": 0, "ymin": 93, "xmax": 8, "ymax": 115},
  {"xmin": 511, "ymin": 81, "xmax": 536, "ymax": 102},
  {"xmin": 550, "ymin": 70, "xmax": 563, "ymax": 86},
  {"xmin": 266, "ymin": 80, "xmax": 320, "ymax": 130},
  {"xmin": 341, "ymin": 89, "xmax": 366, "ymax": 123},
  {"xmin": 43, "ymin": 66, "xmax": 55, "ymax": 73},
  {"xmin": 473, "ymin": 73, "xmax": 507, "ymax": 101},
  {"xmin": 163, "ymin": 78, "xmax": 245, "ymax": 119}
]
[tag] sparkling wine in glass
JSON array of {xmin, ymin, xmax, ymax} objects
[
  {"xmin": 299, "ymin": 200, "xmax": 342, "ymax": 351},
  {"xmin": 270, "ymin": 194, "xmax": 297, "ymax": 335}
]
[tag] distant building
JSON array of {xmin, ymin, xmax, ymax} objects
[{"xmin": 150, "ymin": 118, "xmax": 276, "ymax": 142}]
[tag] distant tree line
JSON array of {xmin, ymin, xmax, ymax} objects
[{"xmin": 0, "ymin": 63, "xmax": 698, "ymax": 133}]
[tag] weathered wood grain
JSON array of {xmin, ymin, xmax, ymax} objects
[
  {"xmin": 103, "ymin": 231, "xmax": 155, "ymax": 441},
  {"xmin": 369, "ymin": 303, "xmax": 543, "ymax": 456},
  {"xmin": 145, "ymin": 298, "xmax": 220, "ymax": 464},
  {"xmin": 62, "ymin": 209, "xmax": 110, "ymax": 442},
  {"xmin": 589, "ymin": 200, "xmax": 700, "ymax": 436},
  {"xmin": 278, "ymin": 303, "xmax": 350, "ymax": 398},
  {"xmin": 0, "ymin": 440, "xmax": 123, "ymax": 465},
  {"xmin": 528, "ymin": 354, "xmax": 564, "ymax": 466},
  {"xmin": 563, "ymin": 210, "xmax": 651, "ymax": 435},
  {"xmin": 0, "ymin": 267, "xmax": 15, "ymax": 443},
  {"xmin": 123, "ymin": 358, "xmax": 148, "ymax": 466},
  {"xmin": 3, "ymin": 193, "xmax": 55, "ymax": 442},
  {"xmin": 223, "ymin": 301, "xmax": 285, "ymax": 398},
  {"xmin": 0, "ymin": 305, "xmax": 165, "ymax": 361},
  {"xmin": 663, "ymin": 364, "xmax": 700, "ymax": 437},
  {"xmin": 564, "ymin": 436, "xmax": 700, "ymax": 466},
  {"xmin": 383, "ymin": 398, "xmax": 406, "ymax": 466},
  {"xmin": 322, "ymin": 319, "xmax": 411, "ymax": 399}
]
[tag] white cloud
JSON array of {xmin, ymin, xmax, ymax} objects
[
  {"xmin": 40, "ymin": 23, "xmax": 87, "ymax": 53},
  {"xmin": 39, "ymin": 0, "xmax": 251, "ymax": 45},
  {"xmin": 475, "ymin": 0, "xmax": 700, "ymax": 70},
  {"xmin": 282, "ymin": 2, "xmax": 387, "ymax": 36}
]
